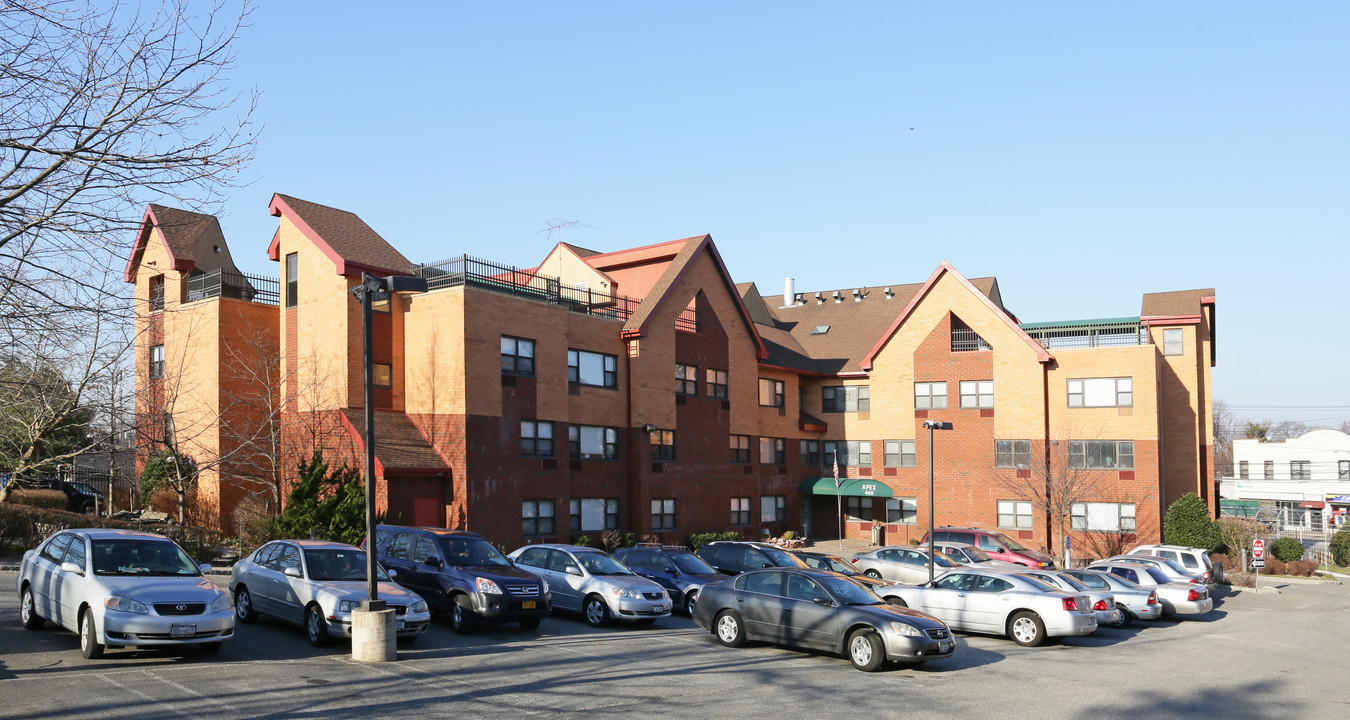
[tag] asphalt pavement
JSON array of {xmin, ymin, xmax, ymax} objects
[{"xmin": 1, "ymin": 571, "xmax": 1347, "ymax": 719}]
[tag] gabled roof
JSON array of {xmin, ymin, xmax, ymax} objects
[
  {"xmin": 1141, "ymin": 288, "xmax": 1215, "ymax": 319},
  {"xmin": 582, "ymin": 237, "xmax": 687, "ymax": 271},
  {"xmin": 267, "ymin": 194, "xmax": 414, "ymax": 277},
  {"xmin": 619, "ymin": 235, "xmax": 768, "ymax": 360},
  {"xmin": 860, "ymin": 262, "xmax": 1051, "ymax": 371},
  {"xmin": 560, "ymin": 242, "xmax": 601, "ymax": 259},
  {"xmin": 123, "ymin": 204, "xmax": 220, "ymax": 282},
  {"xmin": 339, "ymin": 408, "xmax": 450, "ymax": 474}
]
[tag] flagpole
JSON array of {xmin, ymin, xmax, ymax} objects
[{"xmin": 834, "ymin": 451, "xmax": 842, "ymax": 550}]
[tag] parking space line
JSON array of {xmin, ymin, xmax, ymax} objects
[
  {"xmin": 97, "ymin": 673, "xmax": 199, "ymax": 719},
  {"xmin": 142, "ymin": 669, "xmax": 242, "ymax": 714},
  {"xmin": 354, "ymin": 658, "xmax": 546, "ymax": 715}
]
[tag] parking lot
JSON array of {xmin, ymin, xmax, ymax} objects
[{"xmin": 1, "ymin": 571, "xmax": 1347, "ymax": 719}]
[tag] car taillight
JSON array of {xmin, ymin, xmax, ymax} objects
[
  {"xmin": 1201, "ymin": 571, "xmax": 1210, "ymax": 582},
  {"xmin": 1189, "ymin": 578, "xmax": 1201, "ymax": 584},
  {"xmin": 1062, "ymin": 597, "xmax": 1078, "ymax": 611},
  {"xmin": 851, "ymin": 558, "xmax": 858, "ymax": 563},
  {"xmin": 1147, "ymin": 592, "xmax": 1157, "ymax": 605},
  {"xmin": 1187, "ymin": 589, "xmax": 1199, "ymax": 602},
  {"xmin": 1092, "ymin": 599, "xmax": 1108, "ymax": 611}
]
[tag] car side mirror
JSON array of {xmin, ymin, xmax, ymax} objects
[
  {"xmin": 426, "ymin": 557, "xmax": 442, "ymax": 568},
  {"xmin": 664, "ymin": 567, "xmax": 676, "ymax": 574},
  {"xmin": 60, "ymin": 561, "xmax": 83, "ymax": 575},
  {"xmin": 565, "ymin": 566, "xmax": 582, "ymax": 576},
  {"xmin": 812, "ymin": 596, "xmax": 833, "ymax": 607},
  {"xmin": 284, "ymin": 566, "xmax": 302, "ymax": 578},
  {"xmin": 994, "ymin": 547, "xmax": 1006, "ymax": 553},
  {"xmin": 387, "ymin": 568, "xmax": 399, "ymax": 578},
  {"xmin": 761, "ymin": 562, "xmax": 773, "ymax": 569},
  {"xmin": 198, "ymin": 563, "xmax": 212, "ymax": 574}
]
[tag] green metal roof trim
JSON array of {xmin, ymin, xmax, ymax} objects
[
  {"xmin": 1018, "ymin": 317, "xmax": 1140, "ymax": 330},
  {"xmin": 799, "ymin": 477, "xmax": 895, "ymax": 498}
]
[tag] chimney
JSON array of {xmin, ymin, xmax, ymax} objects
[{"xmin": 782, "ymin": 277, "xmax": 795, "ymax": 308}]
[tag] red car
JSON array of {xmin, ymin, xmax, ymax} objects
[{"xmin": 921, "ymin": 527, "xmax": 1057, "ymax": 569}]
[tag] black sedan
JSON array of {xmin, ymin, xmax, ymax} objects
[{"xmin": 691, "ymin": 568, "xmax": 955, "ymax": 671}]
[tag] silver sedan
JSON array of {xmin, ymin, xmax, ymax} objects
[
  {"xmin": 17, "ymin": 529, "xmax": 234, "ymax": 658},
  {"xmin": 508, "ymin": 544, "xmax": 671, "ymax": 626},
  {"xmin": 851, "ymin": 546, "xmax": 964, "ymax": 585},
  {"xmin": 1060, "ymin": 569, "xmax": 1164, "ymax": 624},
  {"xmin": 1018, "ymin": 569, "xmax": 1122, "ymax": 628},
  {"xmin": 1087, "ymin": 562, "xmax": 1213, "ymax": 617},
  {"xmin": 230, "ymin": 540, "xmax": 430, "ymax": 646}
]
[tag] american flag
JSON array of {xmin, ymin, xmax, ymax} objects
[{"xmin": 832, "ymin": 456, "xmax": 840, "ymax": 487}]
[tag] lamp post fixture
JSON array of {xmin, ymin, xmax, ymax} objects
[
  {"xmin": 349, "ymin": 272, "xmax": 426, "ymax": 662},
  {"xmin": 923, "ymin": 420, "xmax": 952, "ymax": 583}
]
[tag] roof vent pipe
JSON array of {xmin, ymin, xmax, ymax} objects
[
  {"xmin": 884, "ymin": 287, "xmax": 894, "ymax": 299},
  {"xmin": 783, "ymin": 277, "xmax": 795, "ymax": 308},
  {"xmin": 833, "ymin": 291, "xmax": 842, "ymax": 303}
]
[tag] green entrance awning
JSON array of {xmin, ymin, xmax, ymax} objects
[{"xmin": 799, "ymin": 477, "xmax": 894, "ymax": 498}]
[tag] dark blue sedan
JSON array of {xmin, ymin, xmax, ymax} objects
[{"xmin": 613, "ymin": 545, "xmax": 726, "ymax": 614}]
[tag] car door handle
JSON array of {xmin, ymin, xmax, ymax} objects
[{"xmin": 736, "ymin": 597, "xmax": 745, "ymax": 603}]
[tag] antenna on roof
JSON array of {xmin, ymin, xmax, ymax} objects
[{"xmin": 537, "ymin": 218, "xmax": 595, "ymax": 244}]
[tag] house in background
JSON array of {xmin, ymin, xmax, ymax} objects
[{"xmin": 128, "ymin": 194, "xmax": 1218, "ymax": 556}]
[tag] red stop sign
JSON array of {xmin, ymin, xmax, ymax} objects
[{"xmin": 1253, "ymin": 539, "xmax": 1266, "ymax": 559}]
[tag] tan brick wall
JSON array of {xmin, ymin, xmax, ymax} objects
[{"xmin": 275, "ymin": 215, "xmax": 352, "ymax": 413}]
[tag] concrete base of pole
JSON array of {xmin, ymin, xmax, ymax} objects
[{"xmin": 351, "ymin": 608, "xmax": 396, "ymax": 662}]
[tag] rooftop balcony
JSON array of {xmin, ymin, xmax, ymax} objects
[
  {"xmin": 1019, "ymin": 317, "xmax": 1147, "ymax": 350},
  {"xmin": 185, "ymin": 268, "xmax": 279, "ymax": 306}
]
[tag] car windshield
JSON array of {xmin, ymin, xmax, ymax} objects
[
  {"xmin": 1103, "ymin": 573, "xmax": 1140, "ymax": 589},
  {"xmin": 964, "ymin": 547, "xmax": 995, "ymax": 562},
  {"xmin": 304, "ymin": 549, "xmax": 390, "ymax": 581},
  {"xmin": 92, "ymin": 539, "xmax": 199, "ymax": 576},
  {"xmin": 438, "ymin": 537, "xmax": 512, "ymax": 567},
  {"xmin": 822, "ymin": 576, "xmax": 883, "ymax": 605},
  {"xmin": 997, "ymin": 534, "xmax": 1029, "ymax": 551},
  {"xmin": 671, "ymin": 553, "xmax": 715, "ymax": 575},
  {"xmin": 1053, "ymin": 574, "xmax": 1090, "ymax": 592},
  {"xmin": 576, "ymin": 551, "xmax": 631, "ymax": 576},
  {"xmin": 759, "ymin": 546, "xmax": 806, "ymax": 567},
  {"xmin": 1014, "ymin": 574, "xmax": 1061, "ymax": 592},
  {"xmin": 1157, "ymin": 558, "xmax": 1190, "ymax": 575},
  {"xmin": 932, "ymin": 550, "xmax": 960, "ymax": 568}
]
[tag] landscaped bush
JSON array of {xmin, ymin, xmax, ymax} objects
[
  {"xmin": 1259, "ymin": 557, "xmax": 1286, "ymax": 575},
  {"xmin": 1163, "ymin": 492, "xmax": 1221, "ymax": 550},
  {"xmin": 8, "ymin": 489, "xmax": 68, "ymax": 510},
  {"xmin": 1284, "ymin": 560, "xmax": 1318, "ymax": 577},
  {"xmin": 685, "ymin": 531, "xmax": 740, "ymax": 551},
  {"xmin": 1330, "ymin": 531, "xmax": 1350, "ymax": 567},
  {"xmin": 570, "ymin": 533, "xmax": 591, "ymax": 547},
  {"xmin": 1269, "ymin": 537, "xmax": 1305, "ymax": 562},
  {"xmin": 0, "ymin": 503, "xmax": 138, "ymax": 550},
  {"xmin": 601, "ymin": 530, "xmax": 637, "ymax": 552}
]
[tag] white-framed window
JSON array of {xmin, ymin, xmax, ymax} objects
[
  {"xmin": 149, "ymin": 344, "xmax": 165, "ymax": 379},
  {"xmin": 730, "ymin": 497, "xmax": 750, "ymax": 525},
  {"xmin": 1071, "ymin": 502, "xmax": 1137, "ymax": 532},
  {"xmin": 995, "ymin": 440, "xmax": 1032, "ymax": 469},
  {"xmin": 998, "ymin": 500, "xmax": 1033, "ymax": 530},
  {"xmin": 1340, "ymin": 460, "xmax": 1350, "ymax": 480},
  {"xmin": 570, "ymin": 498, "xmax": 619, "ymax": 532},
  {"xmin": 884, "ymin": 440, "xmax": 916, "ymax": 468},
  {"xmin": 1163, "ymin": 328, "xmax": 1183, "ymax": 356},
  {"xmin": 845, "ymin": 497, "xmax": 874, "ymax": 522},
  {"xmin": 886, "ymin": 497, "xmax": 918, "ymax": 524},
  {"xmin": 822, "ymin": 385, "xmax": 870, "ymax": 413},
  {"xmin": 285, "ymin": 253, "xmax": 298, "ymax": 308},
  {"xmin": 675, "ymin": 363, "xmax": 698, "ymax": 395},
  {"xmin": 759, "ymin": 437, "xmax": 785, "ymax": 465},
  {"xmin": 568, "ymin": 425, "xmax": 618, "ymax": 460},
  {"xmin": 826, "ymin": 440, "xmax": 871, "ymax": 468},
  {"xmin": 522, "ymin": 500, "xmax": 555, "ymax": 536},
  {"xmin": 915, "ymin": 381, "xmax": 947, "ymax": 410},
  {"xmin": 706, "ymin": 368, "xmax": 728, "ymax": 399},
  {"xmin": 568, "ymin": 349, "xmax": 617, "ymax": 388},
  {"xmin": 522, "ymin": 420, "xmax": 554, "ymax": 457},
  {"xmin": 1069, "ymin": 440, "xmax": 1135, "ymax": 470},
  {"xmin": 1239, "ymin": 461, "xmax": 1249, "ymax": 479},
  {"xmin": 651, "ymin": 499, "xmax": 676, "ymax": 531},
  {"xmin": 761, "ymin": 495, "xmax": 786, "ymax": 523},
  {"xmin": 960, "ymin": 380, "xmax": 994, "ymax": 409},
  {"xmin": 1067, "ymin": 377, "xmax": 1133, "ymax": 408},
  {"xmin": 1264, "ymin": 460, "xmax": 1274, "ymax": 479},
  {"xmin": 1290, "ymin": 461, "xmax": 1311, "ymax": 479},
  {"xmin": 730, "ymin": 435, "xmax": 751, "ymax": 464},
  {"xmin": 759, "ymin": 378, "xmax": 784, "ymax": 407},
  {"xmin": 650, "ymin": 429, "xmax": 676, "ymax": 462},
  {"xmin": 501, "ymin": 336, "xmax": 535, "ymax": 375}
]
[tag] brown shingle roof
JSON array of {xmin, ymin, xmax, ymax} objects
[
  {"xmin": 147, "ymin": 204, "xmax": 219, "ymax": 266},
  {"xmin": 561, "ymin": 242, "xmax": 601, "ymax": 258},
  {"xmin": 341, "ymin": 409, "xmax": 448, "ymax": 471},
  {"xmin": 272, "ymin": 194, "xmax": 413, "ymax": 276},
  {"xmin": 755, "ymin": 277, "xmax": 1000, "ymax": 374},
  {"xmin": 1141, "ymin": 288, "xmax": 1214, "ymax": 317}
]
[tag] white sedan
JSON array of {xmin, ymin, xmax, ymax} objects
[
  {"xmin": 874, "ymin": 568, "xmax": 1097, "ymax": 646},
  {"xmin": 17, "ymin": 529, "xmax": 234, "ymax": 658}
]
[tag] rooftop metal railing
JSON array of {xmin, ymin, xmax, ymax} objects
[
  {"xmin": 1019, "ymin": 318, "xmax": 1147, "ymax": 349},
  {"xmin": 185, "ymin": 269, "xmax": 279, "ymax": 306}
]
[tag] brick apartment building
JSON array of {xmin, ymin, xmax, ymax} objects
[{"xmin": 128, "ymin": 194, "xmax": 1217, "ymax": 556}]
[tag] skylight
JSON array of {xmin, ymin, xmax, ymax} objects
[{"xmin": 811, "ymin": 325, "xmax": 830, "ymax": 335}]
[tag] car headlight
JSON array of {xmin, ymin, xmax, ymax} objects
[
  {"xmin": 475, "ymin": 577, "xmax": 503, "ymax": 594},
  {"xmin": 411, "ymin": 600, "xmax": 428, "ymax": 614},
  {"xmin": 540, "ymin": 579, "xmax": 550, "ymax": 594},
  {"xmin": 211, "ymin": 592, "xmax": 232, "ymax": 613},
  {"xmin": 338, "ymin": 600, "xmax": 361, "ymax": 613},
  {"xmin": 889, "ymin": 621, "xmax": 923, "ymax": 637},
  {"xmin": 105, "ymin": 595, "xmax": 149, "ymax": 614},
  {"xmin": 610, "ymin": 586, "xmax": 641, "ymax": 600}
]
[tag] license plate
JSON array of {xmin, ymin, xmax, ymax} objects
[
  {"xmin": 653, "ymin": 604, "xmax": 668, "ymax": 613},
  {"xmin": 522, "ymin": 601, "xmax": 536, "ymax": 610},
  {"xmin": 170, "ymin": 624, "xmax": 196, "ymax": 638},
  {"xmin": 397, "ymin": 620, "xmax": 405, "ymax": 631},
  {"xmin": 940, "ymin": 641, "xmax": 952, "ymax": 653}
]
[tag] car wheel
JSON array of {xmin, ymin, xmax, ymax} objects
[
  {"xmin": 583, "ymin": 595, "xmax": 610, "ymax": 627},
  {"xmin": 1008, "ymin": 611, "xmax": 1046, "ymax": 647},
  {"xmin": 848, "ymin": 628, "xmax": 886, "ymax": 672},
  {"xmin": 519, "ymin": 618, "xmax": 541, "ymax": 632},
  {"xmin": 80, "ymin": 610, "xmax": 104, "ymax": 659},
  {"xmin": 450, "ymin": 598, "xmax": 477, "ymax": 635},
  {"xmin": 20, "ymin": 586, "xmax": 43, "ymax": 630},
  {"xmin": 305, "ymin": 605, "xmax": 330, "ymax": 647},
  {"xmin": 714, "ymin": 610, "xmax": 745, "ymax": 647},
  {"xmin": 1112, "ymin": 604, "xmax": 1133, "ymax": 628},
  {"xmin": 683, "ymin": 590, "xmax": 698, "ymax": 615},
  {"xmin": 199, "ymin": 641, "xmax": 222, "ymax": 653},
  {"xmin": 234, "ymin": 587, "xmax": 257, "ymax": 623},
  {"xmin": 864, "ymin": 569, "xmax": 882, "ymax": 579}
]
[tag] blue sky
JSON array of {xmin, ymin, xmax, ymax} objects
[{"xmin": 207, "ymin": 2, "xmax": 1349, "ymax": 428}]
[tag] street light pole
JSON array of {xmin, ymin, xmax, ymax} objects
[{"xmin": 924, "ymin": 420, "xmax": 952, "ymax": 584}]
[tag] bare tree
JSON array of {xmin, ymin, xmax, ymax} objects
[
  {"xmin": 995, "ymin": 427, "xmax": 1114, "ymax": 567},
  {"xmin": 1212, "ymin": 399, "xmax": 1235, "ymax": 478}
]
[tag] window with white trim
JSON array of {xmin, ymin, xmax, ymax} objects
[
  {"xmin": 730, "ymin": 434, "xmax": 750, "ymax": 464},
  {"xmin": 1071, "ymin": 502, "xmax": 1136, "ymax": 532},
  {"xmin": 568, "ymin": 349, "xmax": 617, "ymax": 388},
  {"xmin": 675, "ymin": 363, "xmax": 698, "ymax": 395},
  {"xmin": 759, "ymin": 437, "xmax": 785, "ymax": 465},
  {"xmin": 571, "ymin": 498, "xmax": 619, "ymax": 532},
  {"xmin": 1290, "ymin": 460, "xmax": 1310, "ymax": 479},
  {"xmin": 1341, "ymin": 460, "xmax": 1350, "ymax": 480},
  {"xmin": 522, "ymin": 500, "xmax": 555, "ymax": 536},
  {"xmin": 149, "ymin": 344, "xmax": 165, "ymax": 380},
  {"xmin": 822, "ymin": 385, "xmax": 870, "ymax": 413},
  {"xmin": 1069, "ymin": 440, "xmax": 1135, "ymax": 470},
  {"xmin": 886, "ymin": 497, "xmax": 917, "ymax": 524},
  {"xmin": 650, "ymin": 429, "xmax": 676, "ymax": 462},
  {"xmin": 1162, "ymin": 328, "xmax": 1183, "ymax": 356},
  {"xmin": 915, "ymin": 382, "xmax": 947, "ymax": 410},
  {"xmin": 730, "ymin": 497, "xmax": 750, "ymax": 526},
  {"xmin": 569, "ymin": 425, "xmax": 618, "ymax": 460},
  {"xmin": 959, "ymin": 380, "xmax": 994, "ymax": 409},
  {"xmin": 760, "ymin": 495, "xmax": 786, "ymax": 523},
  {"xmin": 883, "ymin": 440, "xmax": 915, "ymax": 468},
  {"xmin": 501, "ymin": 336, "xmax": 535, "ymax": 375},
  {"xmin": 997, "ymin": 500, "xmax": 1033, "ymax": 530},
  {"xmin": 1264, "ymin": 460, "xmax": 1274, "ymax": 479},
  {"xmin": 1067, "ymin": 377, "xmax": 1133, "ymax": 408},
  {"xmin": 1239, "ymin": 461, "xmax": 1249, "ymax": 479},
  {"xmin": 522, "ymin": 421, "xmax": 554, "ymax": 457},
  {"xmin": 651, "ymin": 499, "xmax": 676, "ymax": 531},
  {"xmin": 759, "ymin": 378, "xmax": 784, "ymax": 407},
  {"xmin": 706, "ymin": 368, "xmax": 728, "ymax": 399},
  {"xmin": 995, "ymin": 440, "xmax": 1032, "ymax": 469},
  {"xmin": 845, "ymin": 497, "xmax": 874, "ymax": 522}
]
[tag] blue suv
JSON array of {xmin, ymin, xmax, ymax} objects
[
  {"xmin": 613, "ymin": 544, "xmax": 726, "ymax": 614},
  {"xmin": 368, "ymin": 525, "xmax": 550, "ymax": 633}
]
